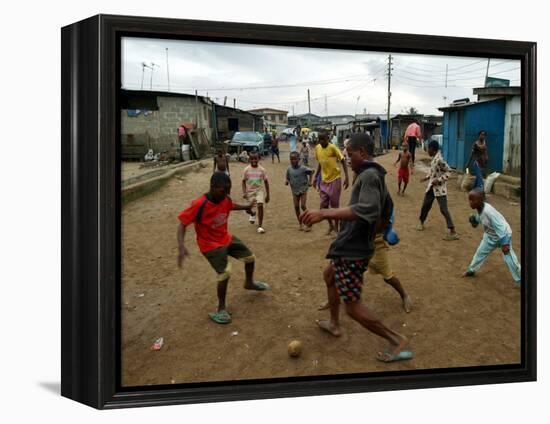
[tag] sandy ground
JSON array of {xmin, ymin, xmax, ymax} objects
[{"xmin": 121, "ymin": 142, "xmax": 521, "ymax": 387}]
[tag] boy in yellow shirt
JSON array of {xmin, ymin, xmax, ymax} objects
[{"xmin": 314, "ymin": 131, "xmax": 349, "ymax": 235}]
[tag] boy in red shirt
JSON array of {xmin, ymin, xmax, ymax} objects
[{"xmin": 177, "ymin": 172, "xmax": 269, "ymax": 324}]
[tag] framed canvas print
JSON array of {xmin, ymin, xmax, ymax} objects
[{"xmin": 61, "ymin": 14, "xmax": 536, "ymax": 409}]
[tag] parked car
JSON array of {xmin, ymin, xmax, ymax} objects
[{"xmin": 227, "ymin": 131, "xmax": 266, "ymax": 155}]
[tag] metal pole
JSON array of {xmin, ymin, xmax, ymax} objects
[
  {"xmin": 195, "ymin": 89, "xmax": 199, "ymax": 127},
  {"xmin": 165, "ymin": 48, "xmax": 171, "ymax": 92},
  {"xmin": 445, "ymin": 64, "xmax": 448, "ymax": 88},
  {"xmin": 307, "ymin": 89, "xmax": 311, "ymax": 115},
  {"xmin": 485, "ymin": 58, "xmax": 491, "ymax": 86},
  {"xmin": 386, "ymin": 54, "xmax": 392, "ymax": 150},
  {"xmin": 233, "ymin": 98, "xmax": 236, "ymax": 109}
]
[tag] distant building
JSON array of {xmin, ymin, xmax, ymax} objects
[
  {"xmin": 439, "ymin": 86, "xmax": 520, "ymax": 176},
  {"xmin": 246, "ymin": 108, "xmax": 288, "ymax": 127},
  {"xmin": 321, "ymin": 115, "xmax": 356, "ymax": 125},
  {"xmin": 288, "ymin": 113, "xmax": 323, "ymax": 127},
  {"xmin": 215, "ymin": 105, "xmax": 264, "ymax": 142},
  {"xmin": 120, "ymin": 89, "xmax": 214, "ymax": 160}
]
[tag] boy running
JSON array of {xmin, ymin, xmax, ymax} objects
[
  {"xmin": 286, "ymin": 151, "xmax": 314, "ymax": 231},
  {"xmin": 417, "ymin": 140, "xmax": 459, "ymax": 241},
  {"xmin": 394, "ymin": 143, "xmax": 412, "ymax": 196},
  {"xmin": 301, "ymin": 133, "xmax": 413, "ymax": 363},
  {"xmin": 242, "ymin": 151, "xmax": 270, "ymax": 234},
  {"xmin": 177, "ymin": 172, "xmax": 269, "ymax": 325},
  {"xmin": 314, "ymin": 131, "xmax": 350, "ymax": 235},
  {"xmin": 462, "ymin": 188, "xmax": 521, "ymax": 286}
]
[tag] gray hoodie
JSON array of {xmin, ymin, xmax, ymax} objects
[{"xmin": 326, "ymin": 161, "xmax": 392, "ymax": 260}]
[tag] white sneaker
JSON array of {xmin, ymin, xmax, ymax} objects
[
  {"xmin": 257, "ymin": 227, "xmax": 266, "ymax": 234},
  {"xmin": 249, "ymin": 215, "xmax": 256, "ymax": 224}
]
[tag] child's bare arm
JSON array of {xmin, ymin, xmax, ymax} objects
[
  {"xmin": 264, "ymin": 179, "xmax": 270, "ymax": 203},
  {"xmin": 177, "ymin": 223, "xmax": 190, "ymax": 268},
  {"xmin": 242, "ymin": 179, "xmax": 247, "ymax": 197},
  {"xmin": 233, "ymin": 202, "xmax": 255, "ymax": 212}
]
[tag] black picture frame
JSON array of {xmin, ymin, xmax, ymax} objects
[{"xmin": 61, "ymin": 14, "xmax": 537, "ymax": 409}]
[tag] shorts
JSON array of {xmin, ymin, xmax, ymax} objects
[
  {"xmin": 367, "ymin": 235, "xmax": 394, "ymax": 280},
  {"xmin": 203, "ymin": 236, "xmax": 255, "ymax": 282},
  {"xmin": 398, "ymin": 167, "xmax": 410, "ymax": 184},
  {"xmin": 319, "ymin": 178, "xmax": 342, "ymax": 209},
  {"xmin": 245, "ymin": 189, "xmax": 265, "ymax": 204},
  {"xmin": 331, "ymin": 258, "xmax": 369, "ymax": 304},
  {"xmin": 271, "ymin": 147, "xmax": 279, "ymax": 154}
]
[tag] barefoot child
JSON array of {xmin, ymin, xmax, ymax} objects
[
  {"xmin": 242, "ymin": 151, "xmax": 270, "ymax": 234},
  {"xmin": 285, "ymin": 151, "xmax": 314, "ymax": 231},
  {"xmin": 177, "ymin": 172, "xmax": 269, "ymax": 324},
  {"xmin": 417, "ymin": 140, "xmax": 459, "ymax": 240},
  {"xmin": 314, "ymin": 131, "xmax": 350, "ymax": 235},
  {"xmin": 213, "ymin": 149, "xmax": 230, "ymax": 175},
  {"xmin": 394, "ymin": 143, "xmax": 412, "ymax": 195},
  {"xmin": 300, "ymin": 141, "xmax": 310, "ymax": 166},
  {"xmin": 301, "ymin": 133, "xmax": 413, "ymax": 363},
  {"xmin": 462, "ymin": 188, "xmax": 521, "ymax": 285}
]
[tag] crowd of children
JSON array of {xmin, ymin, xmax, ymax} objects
[{"xmin": 175, "ymin": 129, "xmax": 521, "ymax": 363}]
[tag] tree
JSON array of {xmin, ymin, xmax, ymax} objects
[{"xmin": 402, "ymin": 106, "xmax": 419, "ymax": 115}]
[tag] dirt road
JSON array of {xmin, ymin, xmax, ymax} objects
[{"xmin": 121, "ymin": 143, "xmax": 521, "ymax": 386}]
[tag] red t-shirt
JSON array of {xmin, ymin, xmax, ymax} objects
[{"xmin": 178, "ymin": 194, "xmax": 235, "ymax": 253}]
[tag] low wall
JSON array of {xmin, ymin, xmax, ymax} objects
[{"xmin": 122, "ymin": 160, "xmax": 208, "ymax": 205}]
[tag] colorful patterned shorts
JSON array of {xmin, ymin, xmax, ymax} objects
[{"xmin": 331, "ymin": 258, "xmax": 369, "ymax": 304}]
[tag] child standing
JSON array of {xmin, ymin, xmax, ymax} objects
[
  {"xmin": 462, "ymin": 188, "xmax": 521, "ymax": 285},
  {"xmin": 394, "ymin": 143, "xmax": 412, "ymax": 196},
  {"xmin": 177, "ymin": 172, "xmax": 269, "ymax": 325},
  {"xmin": 314, "ymin": 131, "xmax": 350, "ymax": 235},
  {"xmin": 271, "ymin": 136, "xmax": 280, "ymax": 164},
  {"xmin": 213, "ymin": 149, "xmax": 230, "ymax": 175},
  {"xmin": 417, "ymin": 140, "xmax": 459, "ymax": 240},
  {"xmin": 286, "ymin": 151, "xmax": 314, "ymax": 231},
  {"xmin": 300, "ymin": 141, "xmax": 310, "ymax": 166},
  {"xmin": 301, "ymin": 133, "xmax": 413, "ymax": 363},
  {"xmin": 242, "ymin": 151, "xmax": 270, "ymax": 234}
]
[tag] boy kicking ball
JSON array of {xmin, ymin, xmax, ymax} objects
[
  {"xmin": 177, "ymin": 172, "xmax": 269, "ymax": 325},
  {"xmin": 462, "ymin": 188, "xmax": 521, "ymax": 286},
  {"xmin": 301, "ymin": 133, "xmax": 413, "ymax": 363}
]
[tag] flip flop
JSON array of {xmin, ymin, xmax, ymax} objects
[
  {"xmin": 377, "ymin": 349, "xmax": 414, "ymax": 363},
  {"xmin": 245, "ymin": 281, "xmax": 269, "ymax": 291},
  {"xmin": 208, "ymin": 310, "xmax": 232, "ymax": 324},
  {"xmin": 443, "ymin": 233, "xmax": 460, "ymax": 241}
]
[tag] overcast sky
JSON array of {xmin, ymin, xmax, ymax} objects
[{"xmin": 121, "ymin": 37, "xmax": 521, "ymax": 116}]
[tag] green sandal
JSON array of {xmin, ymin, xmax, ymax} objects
[
  {"xmin": 244, "ymin": 281, "xmax": 269, "ymax": 291},
  {"xmin": 208, "ymin": 309, "xmax": 232, "ymax": 324}
]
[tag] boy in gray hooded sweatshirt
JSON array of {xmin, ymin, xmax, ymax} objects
[{"xmin": 301, "ymin": 133, "xmax": 413, "ymax": 363}]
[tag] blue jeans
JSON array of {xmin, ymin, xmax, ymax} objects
[
  {"xmin": 290, "ymin": 136, "xmax": 297, "ymax": 152},
  {"xmin": 467, "ymin": 234, "xmax": 521, "ymax": 284},
  {"xmin": 470, "ymin": 160, "xmax": 484, "ymax": 189}
]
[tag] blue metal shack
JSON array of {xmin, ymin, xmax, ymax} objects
[{"xmin": 439, "ymin": 98, "xmax": 506, "ymax": 172}]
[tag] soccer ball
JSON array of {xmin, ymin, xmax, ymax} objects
[{"xmin": 287, "ymin": 340, "xmax": 302, "ymax": 358}]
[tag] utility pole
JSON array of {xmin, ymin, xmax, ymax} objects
[
  {"xmin": 165, "ymin": 48, "xmax": 171, "ymax": 92},
  {"xmin": 233, "ymin": 98, "xmax": 236, "ymax": 109},
  {"xmin": 149, "ymin": 62, "xmax": 159, "ymax": 90},
  {"xmin": 445, "ymin": 64, "xmax": 448, "ymax": 88},
  {"xmin": 307, "ymin": 89, "xmax": 311, "ymax": 115},
  {"xmin": 325, "ymin": 94, "xmax": 328, "ymax": 117},
  {"xmin": 485, "ymin": 58, "xmax": 491, "ymax": 86},
  {"xmin": 386, "ymin": 54, "xmax": 393, "ymax": 150},
  {"xmin": 141, "ymin": 62, "xmax": 152, "ymax": 90},
  {"xmin": 292, "ymin": 105, "xmax": 295, "ymax": 116},
  {"xmin": 195, "ymin": 89, "xmax": 199, "ymax": 128}
]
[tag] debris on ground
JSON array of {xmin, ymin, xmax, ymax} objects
[{"xmin": 151, "ymin": 337, "xmax": 164, "ymax": 351}]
